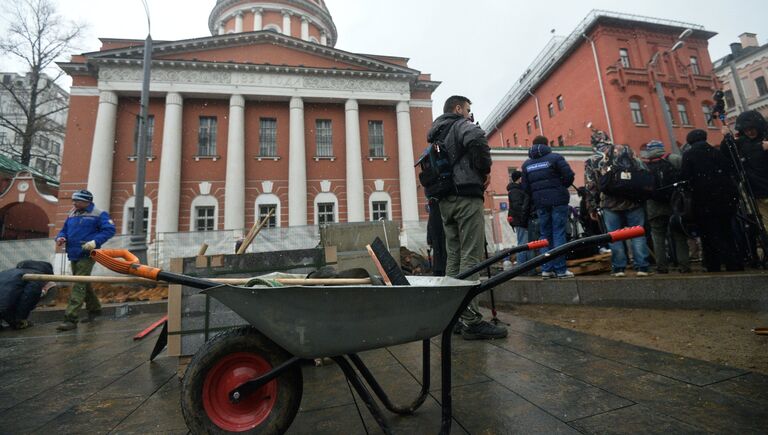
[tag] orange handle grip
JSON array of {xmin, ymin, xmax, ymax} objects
[
  {"xmin": 527, "ymin": 239, "xmax": 549, "ymax": 250},
  {"xmin": 90, "ymin": 249, "xmax": 161, "ymax": 280},
  {"xmin": 609, "ymin": 226, "xmax": 645, "ymax": 242}
]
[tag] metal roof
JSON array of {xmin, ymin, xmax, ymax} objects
[{"xmin": 0, "ymin": 154, "xmax": 59, "ymax": 186}]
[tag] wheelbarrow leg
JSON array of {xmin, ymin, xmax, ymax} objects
[
  {"xmin": 439, "ymin": 327, "xmax": 453, "ymax": 435},
  {"xmin": 348, "ymin": 339, "xmax": 431, "ymax": 415},
  {"xmin": 332, "ymin": 355, "xmax": 394, "ymax": 435}
]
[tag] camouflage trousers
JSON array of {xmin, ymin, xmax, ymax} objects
[{"xmin": 64, "ymin": 258, "xmax": 101, "ymax": 322}]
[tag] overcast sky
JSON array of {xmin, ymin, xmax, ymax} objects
[{"xmin": 1, "ymin": 0, "xmax": 766, "ymax": 124}]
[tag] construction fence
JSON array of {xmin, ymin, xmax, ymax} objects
[{"xmin": 0, "ymin": 211, "xmax": 519, "ymax": 274}]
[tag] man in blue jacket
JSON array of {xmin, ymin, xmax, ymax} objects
[
  {"xmin": 522, "ymin": 136, "xmax": 575, "ymax": 278},
  {"xmin": 55, "ymin": 189, "xmax": 116, "ymax": 331}
]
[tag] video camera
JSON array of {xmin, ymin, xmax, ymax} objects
[{"xmin": 711, "ymin": 90, "xmax": 726, "ymax": 120}]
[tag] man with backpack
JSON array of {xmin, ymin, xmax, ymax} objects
[
  {"xmin": 521, "ymin": 135, "xmax": 576, "ymax": 279},
  {"xmin": 641, "ymin": 140, "xmax": 690, "ymax": 273},
  {"xmin": 423, "ymin": 95, "xmax": 506, "ymax": 340},
  {"xmin": 585, "ymin": 144, "xmax": 652, "ymax": 276}
]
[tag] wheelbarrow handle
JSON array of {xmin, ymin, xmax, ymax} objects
[
  {"xmin": 455, "ymin": 239, "xmax": 549, "ymax": 280},
  {"xmin": 470, "ymin": 226, "xmax": 645, "ymax": 297},
  {"xmin": 91, "ymin": 249, "xmax": 220, "ymax": 290}
]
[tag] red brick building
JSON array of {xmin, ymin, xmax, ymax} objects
[
  {"xmin": 46, "ymin": 0, "xmax": 437, "ymax": 238},
  {"xmin": 484, "ymin": 10, "xmax": 720, "ymax": 184}
]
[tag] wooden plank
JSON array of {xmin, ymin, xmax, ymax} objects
[
  {"xmin": 195, "ymin": 255, "xmax": 208, "ymax": 268},
  {"xmin": 324, "ymin": 245, "xmax": 338, "ymax": 264},
  {"xmin": 210, "ymin": 255, "xmax": 224, "ymax": 268},
  {"xmin": 566, "ymin": 252, "xmax": 611, "ymax": 267}
]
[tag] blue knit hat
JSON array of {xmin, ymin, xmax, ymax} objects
[
  {"xmin": 72, "ymin": 189, "xmax": 93, "ymax": 203},
  {"xmin": 645, "ymin": 140, "xmax": 665, "ymax": 151}
]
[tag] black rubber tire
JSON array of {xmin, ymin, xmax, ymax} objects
[{"xmin": 181, "ymin": 326, "xmax": 303, "ymax": 434}]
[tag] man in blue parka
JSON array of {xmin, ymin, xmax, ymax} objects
[
  {"xmin": 522, "ymin": 136, "xmax": 575, "ymax": 279},
  {"xmin": 55, "ymin": 189, "xmax": 115, "ymax": 331}
]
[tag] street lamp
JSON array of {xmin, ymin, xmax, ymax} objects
[
  {"xmin": 130, "ymin": 0, "xmax": 152, "ymax": 263},
  {"xmin": 648, "ymin": 29, "xmax": 692, "ymax": 155}
]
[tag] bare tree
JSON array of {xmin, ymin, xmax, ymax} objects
[{"xmin": 0, "ymin": 0, "xmax": 84, "ymax": 168}]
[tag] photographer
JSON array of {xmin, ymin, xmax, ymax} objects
[{"xmin": 721, "ymin": 110, "xmax": 768, "ymax": 230}]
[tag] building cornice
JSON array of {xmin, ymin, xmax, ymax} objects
[{"xmin": 209, "ymin": 0, "xmax": 337, "ymax": 46}]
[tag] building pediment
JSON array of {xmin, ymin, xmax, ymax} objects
[{"xmin": 82, "ymin": 31, "xmax": 418, "ymax": 76}]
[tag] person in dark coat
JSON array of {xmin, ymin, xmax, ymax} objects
[
  {"xmin": 521, "ymin": 135, "xmax": 575, "ymax": 278},
  {"xmin": 506, "ymin": 170, "xmax": 532, "ymax": 264},
  {"xmin": 426, "ymin": 199, "xmax": 446, "ymax": 276},
  {"xmin": 681, "ymin": 129, "xmax": 743, "ymax": 272},
  {"xmin": 0, "ymin": 261, "xmax": 55, "ymax": 329}
]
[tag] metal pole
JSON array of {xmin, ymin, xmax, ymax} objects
[
  {"xmin": 654, "ymin": 79, "xmax": 680, "ymax": 155},
  {"xmin": 584, "ymin": 34, "xmax": 614, "ymax": 141},
  {"xmin": 528, "ymin": 90, "xmax": 544, "ymax": 136},
  {"xmin": 130, "ymin": 33, "xmax": 152, "ymax": 263}
]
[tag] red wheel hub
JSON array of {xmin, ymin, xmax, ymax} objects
[{"xmin": 203, "ymin": 352, "xmax": 278, "ymax": 432}]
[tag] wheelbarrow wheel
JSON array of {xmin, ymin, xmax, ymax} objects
[{"xmin": 181, "ymin": 326, "xmax": 302, "ymax": 434}]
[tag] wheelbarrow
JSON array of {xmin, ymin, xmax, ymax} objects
[{"xmin": 91, "ymin": 226, "xmax": 644, "ymax": 434}]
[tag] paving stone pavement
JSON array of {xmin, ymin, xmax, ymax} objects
[{"xmin": 0, "ymin": 312, "xmax": 766, "ymax": 434}]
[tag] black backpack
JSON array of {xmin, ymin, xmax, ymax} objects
[
  {"xmin": 416, "ymin": 122, "xmax": 459, "ymax": 200},
  {"xmin": 646, "ymin": 156, "xmax": 680, "ymax": 202},
  {"xmin": 598, "ymin": 147, "xmax": 655, "ymax": 200}
]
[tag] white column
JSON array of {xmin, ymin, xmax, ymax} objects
[
  {"xmin": 218, "ymin": 23, "xmax": 225, "ymax": 35},
  {"xmin": 156, "ymin": 93, "xmax": 183, "ymax": 234},
  {"xmin": 396, "ymin": 101, "xmax": 419, "ymax": 222},
  {"xmin": 301, "ymin": 16, "xmax": 310, "ymax": 41},
  {"xmin": 288, "ymin": 97, "xmax": 307, "ymax": 226},
  {"xmin": 86, "ymin": 91, "xmax": 118, "ymax": 211},
  {"xmin": 282, "ymin": 10, "xmax": 292, "ymax": 37},
  {"xmin": 345, "ymin": 99, "xmax": 365, "ymax": 222},
  {"xmin": 320, "ymin": 31, "xmax": 328, "ymax": 46},
  {"xmin": 224, "ymin": 95, "xmax": 245, "ymax": 230},
  {"xmin": 252, "ymin": 8, "xmax": 263, "ymax": 31},
  {"xmin": 234, "ymin": 11, "xmax": 243, "ymax": 33}
]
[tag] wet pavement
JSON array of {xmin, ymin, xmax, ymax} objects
[{"xmin": 1, "ymin": 312, "xmax": 766, "ymax": 434}]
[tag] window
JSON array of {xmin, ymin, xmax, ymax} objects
[
  {"xmin": 756, "ymin": 77, "xmax": 768, "ymax": 97},
  {"xmin": 258, "ymin": 204, "xmax": 277, "ymax": 228},
  {"xmin": 372, "ymin": 201, "xmax": 388, "ymax": 221},
  {"xmin": 533, "ymin": 115, "xmax": 539, "ymax": 130},
  {"xmin": 195, "ymin": 206, "xmax": 215, "ymax": 231},
  {"xmin": 677, "ymin": 102, "xmax": 690, "ymax": 126},
  {"xmin": 665, "ymin": 99, "xmax": 676, "ymax": 125},
  {"xmin": 34, "ymin": 159, "xmax": 45, "ymax": 172},
  {"xmin": 317, "ymin": 202, "xmax": 335, "ymax": 224},
  {"xmin": 619, "ymin": 48, "xmax": 631, "ymax": 68},
  {"xmin": 690, "ymin": 56, "xmax": 700, "ymax": 75},
  {"xmin": 557, "ymin": 95, "xmax": 564, "ymax": 111},
  {"xmin": 259, "ymin": 118, "xmax": 277, "ymax": 157},
  {"xmin": 507, "ymin": 166, "xmax": 518, "ymax": 179},
  {"xmin": 513, "ymin": 133, "xmax": 518, "ymax": 145},
  {"xmin": 702, "ymin": 104, "xmax": 715, "ymax": 127},
  {"xmin": 557, "ymin": 135, "xmax": 564, "ymax": 147},
  {"xmin": 629, "ymin": 99, "xmax": 644, "ymax": 124},
  {"xmin": 46, "ymin": 163, "xmax": 58, "ymax": 176},
  {"xmin": 51, "ymin": 142, "xmax": 60, "ymax": 155},
  {"xmin": 127, "ymin": 207, "xmax": 149, "ymax": 234},
  {"xmin": 198, "ymin": 117, "xmax": 217, "ymax": 156},
  {"xmin": 133, "ymin": 115, "xmax": 155, "ymax": 156},
  {"xmin": 724, "ymin": 90, "xmax": 736, "ymax": 109},
  {"xmin": 0, "ymin": 132, "xmax": 7, "ymax": 145},
  {"xmin": 547, "ymin": 103, "xmax": 555, "ymax": 118},
  {"xmin": 526, "ymin": 122, "xmax": 532, "ymax": 134},
  {"xmin": 315, "ymin": 119, "xmax": 333, "ymax": 157},
  {"xmin": 368, "ymin": 121, "xmax": 384, "ymax": 157}
]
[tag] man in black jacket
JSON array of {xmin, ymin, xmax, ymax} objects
[
  {"xmin": 507, "ymin": 170, "xmax": 531, "ymax": 264},
  {"xmin": 721, "ymin": 110, "xmax": 768, "ymax": 231},
  {"xmin": 427, "ymin": 95, "xmax": 506, "ymax": 340},
  {"xmin": 0, "ymin": 261, "xmax": 55, "ymax": 329},
  {"xmin": 682, "ymin": 129, "xmax": 743, "ymax": 272}
]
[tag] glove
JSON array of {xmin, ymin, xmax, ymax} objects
[
  {"xmin": 55, "ymin": 237, "xmax": 66, "ymax": 247},
  {"xmin": 81, "ymin": 240, "xmax": 97, "ymax": 251}
]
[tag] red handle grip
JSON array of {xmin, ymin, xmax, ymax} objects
[
  {"xmin": 526, "ymin": 239, "xmax": 549, "ymax": 250},
  {"xmin": 608, "ymin": 226, "xmax": 645, "ymax": 242}
]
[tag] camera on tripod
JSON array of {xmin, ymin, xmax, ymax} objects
[{"xmin": 711, "ymin": 90, "xmax": 726, "ymax": 119}]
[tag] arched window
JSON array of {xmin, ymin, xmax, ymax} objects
[
  {"xmin": 629, "ymin": 98, "xmax": 644, "ymax": 125},
  {"xmin": 314, "ymin": 192, "xmax": 338, "ymax": 225},
  {"xmin": 190, "ymin": 195, "xmax": 219, "ymax": 231},
  {"xmin": 309, "ymin": 36, "xmax": 319, "ymax": 44},
  {"xmin": 255, "ymin": 194, "xmax": 281, "ymax": 228},
  {"xmin": 123, "ymin": 196, "xmax": 153, "ymax": 237},
  {"xmin": 263, "ymin": 24, "xmax": 281, "ymax": 33},
  {"xmin": 368, "ymin": 191, "xmax": 392, "ymax": 221}
]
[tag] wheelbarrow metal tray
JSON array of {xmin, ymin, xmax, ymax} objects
[{"xmin": 202, "ymin": 275, "xmax": 477, "ymax": 358}]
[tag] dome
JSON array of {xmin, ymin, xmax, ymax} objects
[{"xmin": 209, "ymin": 0, "xmax": 338, "ymax": 46}]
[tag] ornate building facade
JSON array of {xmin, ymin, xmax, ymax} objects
[{"xmin": 52, "ymin": 0, "xmax": 438, "ymax": 237}]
